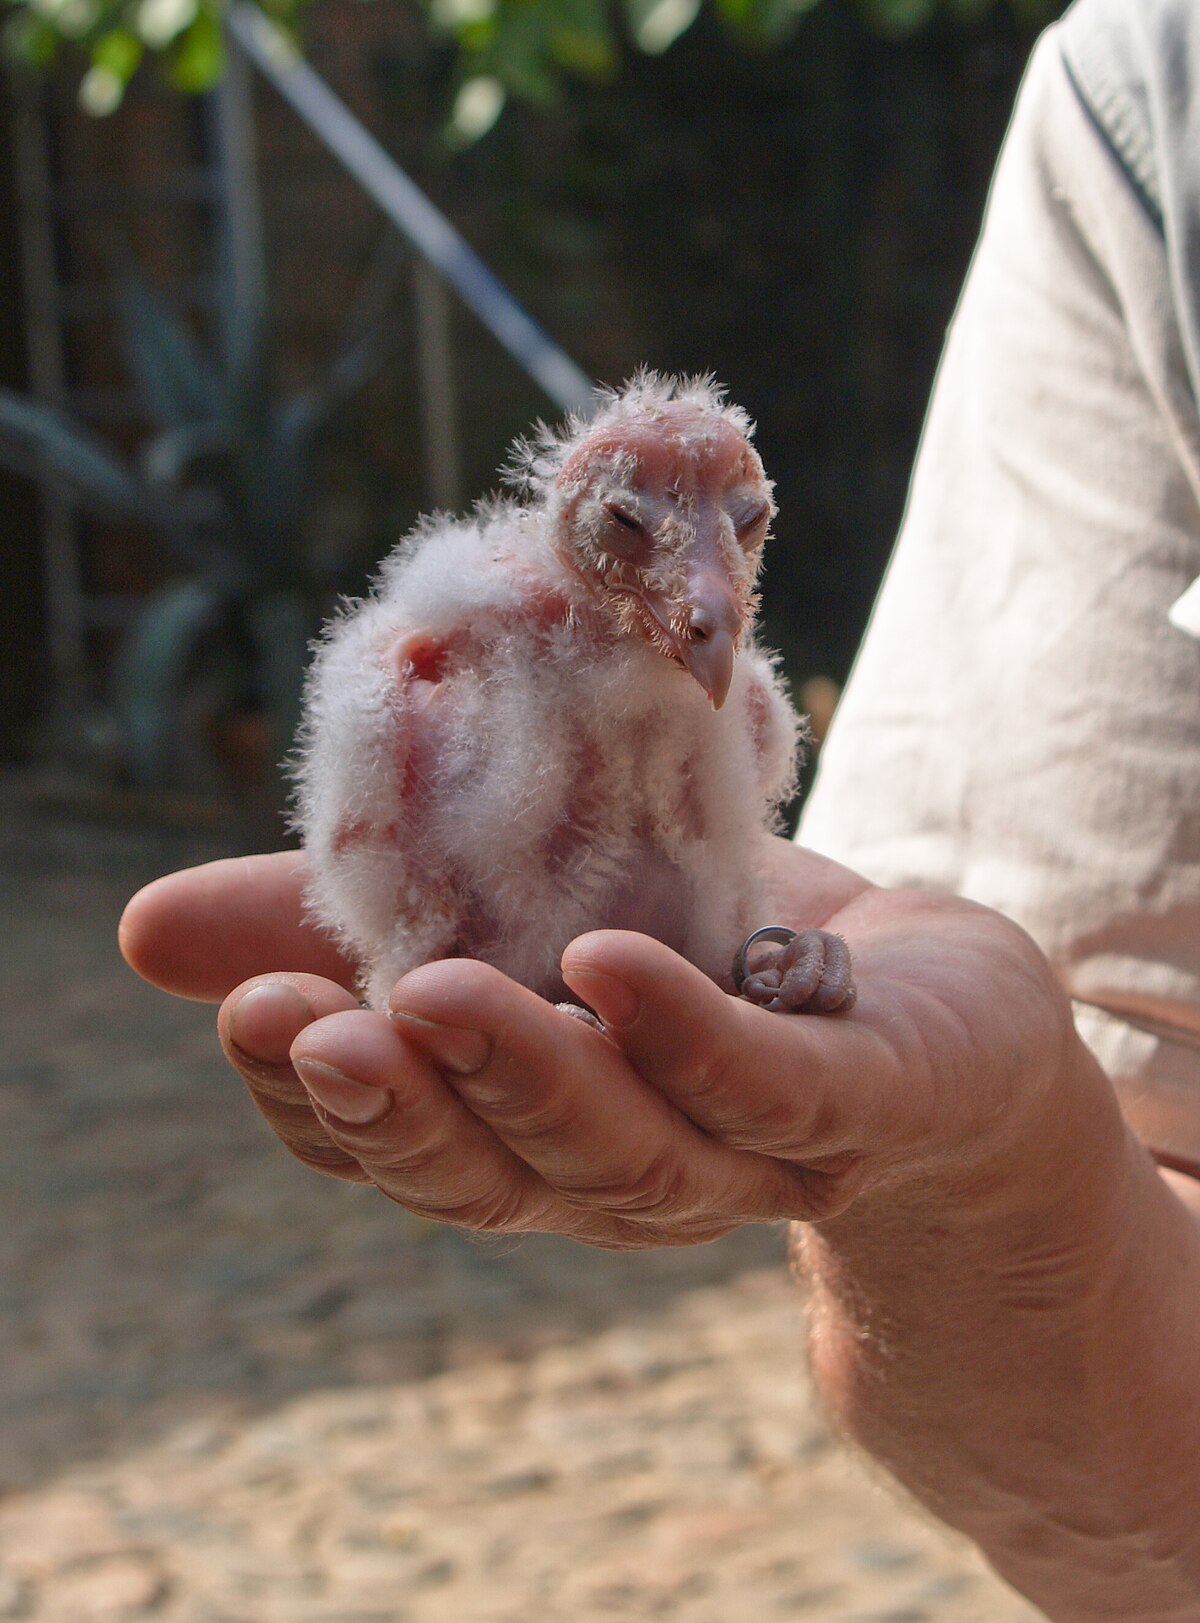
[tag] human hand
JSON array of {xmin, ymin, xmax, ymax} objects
[
  {"xmin": 122, "ymin": 839, "xmax": 1200, "ymax": 1615},
  {"xmin": 119, "ymin": 837, "xmax": 1103, "ymax": 1248}
]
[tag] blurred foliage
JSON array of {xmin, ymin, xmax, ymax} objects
[
  {"xmin": 0, "ymin": 240, "xmax": 400, "ymax": 791},
  {"xmin": 2, "ymin": 0, "xmax": 1062, "ymax": 132}
]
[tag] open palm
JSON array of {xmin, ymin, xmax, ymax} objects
[{"xmin": 120, "ymin": 836, "xmax": 1091, "ymax": 1248}]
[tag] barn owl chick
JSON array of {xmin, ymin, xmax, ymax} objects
[{"xmin": 294, "ymin": 373, "xmax": 855, "ymax": 1018}]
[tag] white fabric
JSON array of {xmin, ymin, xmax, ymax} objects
[
  {"xmin": 798, "ymin": 28, "xmax": 1200, "ymax": 1165},
  {"xmin": 1169, "ymin": 574, "xmax": 1200, "ymax": 636}
]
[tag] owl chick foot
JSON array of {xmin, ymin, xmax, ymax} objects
[{"xmin": 732, "ymin": 926, "xmax": 856, "ymax": 1015}]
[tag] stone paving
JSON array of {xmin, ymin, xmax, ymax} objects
[{"xmin": 0, "ymin": 785, "xmax": 1041, "ymax": 1622}]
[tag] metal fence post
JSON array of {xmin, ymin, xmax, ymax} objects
[
  {"xmin": 7, "ymin": 64, "xmax": 89, "ymax": 715},
  {"xmin": 413, "ymin": 258, "xmax": 462, "ymax": 512}
]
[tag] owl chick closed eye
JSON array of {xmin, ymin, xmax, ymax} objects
[{"xmin": 293, "ymin": 372, "xmax": 855, "ymax": 1019}]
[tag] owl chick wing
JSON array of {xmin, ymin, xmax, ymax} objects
[{"xmin": 294, "ymin": 511, "xmax": 595, "ymax": 1006}]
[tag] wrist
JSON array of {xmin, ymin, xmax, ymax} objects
[{"xmin": 793, "ymin": 1036, "xmax": 1200, "ymax": 1618}]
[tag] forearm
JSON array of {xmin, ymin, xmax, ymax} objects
[{"xmin": 792, "ymin": 1038, "xmax": 1200, "ymax": 1621}]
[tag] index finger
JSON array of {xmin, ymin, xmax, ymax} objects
[
  {"xmin": 387, "ymin": 957, "xmax": 821, "ymax": 1235},
  {"xmin": 119, "ymin": 850, "xmax": 358, "ymax": 1002}
]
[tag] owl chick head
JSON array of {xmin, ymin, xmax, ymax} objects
[{"xmin": 510, "ymin": 372, "xmax": 775, "ymax": 710}]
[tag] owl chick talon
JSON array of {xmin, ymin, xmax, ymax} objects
[
  {"xmin": 556, "ymin": 1001, "xmax": 607, "ymax": 1033},
  {"xmin": 733, "ymin": 926, "xmax": 856, "ymax": 1015},
  {"xmin": 731, "ymin": 926, "xmax": 798, "ymax": 992}
]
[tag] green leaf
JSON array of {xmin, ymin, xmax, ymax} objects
[
  {"xmin": 727, "ymin": 0, "xmax": 814, "ymax": 43},
  {"xmin": 92, "ymin": 25, "xmax": 143, "ymax": 78},
  {"xmin": 79, "ymin": 65, "xmax": 127, "ymax": 115},
  {"xmin": 1007, "ymin": 0, "xmax": 1059, "ymax": 26},
  {"xmin": 855, "ymin": 0, "xmax": 937, "ymax": 36},
  {"xmin": 111, "ymin": 577, "xmax": 228, "ymax": 784},
  {"xmin": 0, "ymin": 388, "xmax": 161, "ymax": 523},
  {"xmin": 79, "ymin": 29, "xmax": 144, "ymax": 115},
  {"xmin": 447, "ymin": 73, "xmax": 505, "ymax": 143},
  {"xmin": 624, "ymin": 0, "xmax": 700, "ymax": 54},
  {"xmin": 549, "ymin": 25, "xmax": 614, "ymax": 76},
  {"xmin": 115, "ymin": 267, "xmax": 224, "ymax": 428},
  {"xmin": 56, "ymin": 0, "xmax": 102, "ymax": 44},
  {"xmin": 7, "ymin": 15, "xmax": 61, "ymax": 67},
  {"xmin": 481, "ymin": 3, "xmax": 561, "ymax": 102},
  {"xmin": 429, "ymin": 0, "xmax": 497, "ymax": 32},
  {"xmin": 548, "ymin": 0, "xmax": 615, "ymax": 76},
  {"xmin": 140, "ymin": 420, "xmax": 239, "ymax": 540},
  {"xmin": 136, "ymin": 0, "xmax": 199, "ymax": 50},
  {"xmin": 140, "ymin": 419, "xmax": 232, "ymax": 486},
  {"xmin": 165, "ymin": 1, "xmax": 224, "ymax": 91},
  {"xmin": 257, "ymin": 0, "xmax": 309, "ymax": 29}
]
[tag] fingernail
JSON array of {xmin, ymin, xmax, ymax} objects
[
  {"xmin": 229, "ymin": 982, "xmax": 314, "ymax": 1065},
  {"xmin": 292, "ymin": 1057, "xmax": 393, "ymax": 1126},
  {"xmin": 389, "ymin": 1011, "xmax": 491, "ymax": 1075},
  {"xmin": 559, "ymin": 967, "xmax": 640, "ymax": 1029}
]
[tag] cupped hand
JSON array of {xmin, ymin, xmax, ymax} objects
[{"xmin": 119, "ymin": 837, "xmax": 1102, "ymax": 1248}]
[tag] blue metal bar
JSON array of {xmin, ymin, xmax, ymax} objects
[{"xmin": 226, "ymin": 4, "xmax": 596, "ymax": 416}]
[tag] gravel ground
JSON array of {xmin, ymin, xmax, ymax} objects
[{"xmin": 0, "ymin": 783, "xmax": 1040, "ymax": 1622}]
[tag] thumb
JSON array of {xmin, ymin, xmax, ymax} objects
[{"xmin": 561, "ymin": 930, "xmax": 918, "ymax": 1163}]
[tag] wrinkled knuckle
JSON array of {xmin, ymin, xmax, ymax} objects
[
  {"xmin": 244, "ymin": 1068, "xmax": 310, "ymax": 1109},
  {"xmin": 725, "ymin": 1083, "xmax": 813, "ymax": 1154},
  {"xmin": 442, "ymin": 1179, "xmax": 534, "ymax": 1232},
  {"xmin": 383, "ymin": 1176, "xmax": 532, "ymax": 1233},
  {"xmin": 676, "ymin": 1042, "xmax": 740, "ymax": 1115},
  {"xmin": 292, "ymin": 1145, "xmax": 371, "ymax": 1181},
  {"xmin": 592, "ymin": 1215, "xmax": 737, "ymax": 1250},
  {"xmin": 470, "ymin": 1083, "xmax": 582, "ymax": 1146},
  {"xmin": 779, "ymin": 1158, "xmax": 866, "ymax": 1224},
  {"xmin": 621, "ymin": 1145, "xmax": 692, "ymax": 1217},
  {"xmin": 671, "ymin": 1035, "xmax": 821, "ymax": 1155},
  {"xmin": 584, "ymin": 1222, "xmax": 659, "ymax": 1252},
  {"xmin": 564, "ymin": 1144, "xmax": 690, "ymax": 1219},
  {"xmin": 256, "ymin": 1099, "xmax": 369, "ymax": 1179},
  {"xmin": 368, "ymin": 1132, "xmax": 454, "ymax": 1187}
]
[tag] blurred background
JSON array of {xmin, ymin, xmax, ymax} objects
[
  {"xmin": 0, "ymin": 0, "xmax": 1065, "ymax": 830},
  {"xmin": 0, "ymin": 5, "xmax": 1061, "ymax": 1618}
]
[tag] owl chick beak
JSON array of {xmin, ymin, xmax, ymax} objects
[
  {"xmin": 642, "ymin": 508, "xmax": 747, "ymax": 709},
  {"xmin": 676, "ymin": 572, "xmax": 741, "ymax": 709}
]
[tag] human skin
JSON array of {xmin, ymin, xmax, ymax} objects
[{"xmin": 119, "ymin": 836, "xmax": 1200, "ymax": 1619}]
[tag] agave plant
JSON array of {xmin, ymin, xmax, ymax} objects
[{"xmin": 0, "ymin": 241, "xmax": 400, "ymax": 797}]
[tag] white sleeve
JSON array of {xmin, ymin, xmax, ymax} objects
[{"xmin": 799, "ymin": 27, "xmax": 1200, "ymax": 1168}]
